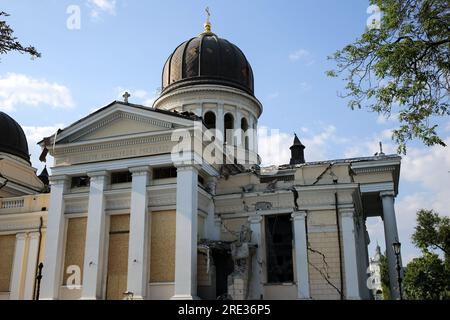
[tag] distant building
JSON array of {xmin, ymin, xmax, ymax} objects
[{"xmin": 368, "ymin": 244, "xmax": 384, "ymax": 300}]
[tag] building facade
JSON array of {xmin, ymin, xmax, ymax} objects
[{"xmin": 0, "ymin": 21, "xmax": 403, "ymax": 300}]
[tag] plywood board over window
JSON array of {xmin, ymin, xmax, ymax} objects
[
  {"xmin": 106, "ymin": 214, "xmax": 130, "ymax": 300},
  {"xmin": 149, "ymin": 210, "xmax": 176, "ymax": 283},
  {"xmin": 0, "ymin": 235, "xmax": 16, "ymax": 292},
  {"xmin": 63, "ymin": 217, "xmax": 87, "ymax": 285}
]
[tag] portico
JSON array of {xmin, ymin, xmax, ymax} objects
[{"xmin": 354, "ymin": 159, "xmax": 403, "ymax": 300}]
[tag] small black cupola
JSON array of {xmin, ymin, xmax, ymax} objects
[
  {"xmin": 289, "ymin": 133, "xmax": 305, "ymax": 165},
  {"xmin": 38, "ymin": 166, "xmax": 50, "ymax": 193}
]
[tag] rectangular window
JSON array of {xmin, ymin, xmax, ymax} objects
[
  {"xmin": 153, "ymin": 167, "xmax": 177, "ymax": 179},
  {"xmin": 111, "ymin": 171, "xmax": 132, "ymax": 184},
  {"xmin": 265, "ymin": 214, "xmax": 294, "ymax": 283},
  {"xmin": 71, "ymin": 176, "xmax": 90, "ymax": 188}
]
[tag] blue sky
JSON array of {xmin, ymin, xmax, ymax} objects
[{"xmin": 1, "ymin": 0, "xmax": 449, "ymax": 266}]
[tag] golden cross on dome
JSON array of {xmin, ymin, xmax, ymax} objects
[{"xmin": 204, "ymin": 7, "xmax": 212, "ymax": 33}]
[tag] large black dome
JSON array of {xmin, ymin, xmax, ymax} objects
[
  {"xmin": 162, "ymin": 31, "xmax": 254, "ymax": 95},
  {"xmin": 0, "ymin": 112, "xmax": 30, "ymax": 163}
]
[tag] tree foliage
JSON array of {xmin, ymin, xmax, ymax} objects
[
  {"xmin": 379, "ymin": 252, "xmax": 391, "ymax": 299},
  {"xmin": 412, "ymin": 209, "xmax": 450, "ymax": 261},
  {"xmin": 328, "ymin": 0, "xmax": 450, "ymax": 154},
  {"xmin": 403, "ymin": 209, "xmax": 450, "ymax": 299},
  {"xmin": 403, "ymin": 253, "xmax": 450, "ymax": 299},
  {"xmin": 0, "ymin": 11, "xmax": 40, "ymax": 60}
]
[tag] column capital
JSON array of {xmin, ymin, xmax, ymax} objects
[
  {"xmin": 48, "ymin": 174, "xmax": 69, "ymax": 186},
  {"xmin": 16, "ymin": 233, "xmax": 27, "ymax": 240},
  {"xmin": 248, "ymin": 215, "xmax": 263, "ymax": 224},
  {"xmin": 380, "ymin": 190, "xmax": 395, "ymax": 198},
  {"xmin": 291, "ymin": 210, "xmax": 307, "ymax": 220},
  {"xmin": 176, "ymin": 164, "xmax": 201, "ymax": 172},
  {"xmin": 129, "ymin": 166, "xmax": 151, "ymax": 176},
  {"xmin": 340, "ymin": 209, "xmax": 355, "ymax": 218},
  {"xmin": 28, "ymin": 232, "xmax": 41, "ymax": 240}
]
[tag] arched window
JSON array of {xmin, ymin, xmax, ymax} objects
[
  {"xmin": 224, "ymin": 113, "xmax": 234, "ymax": 143},
  {"xmin": 241, "ymin": 118, "xmax": 249, "ymax": 149},
  {"xmin": 241, "ymin": 118, "xmax": 248, "ymax": 131},
  {"xmin": 204, "ymin": 111, "xmax": 216, "ymax": 129}
]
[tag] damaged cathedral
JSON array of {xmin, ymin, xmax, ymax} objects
[{"xmin": 0, "ymin": 18, "xmax": 402, "ymax": 300}]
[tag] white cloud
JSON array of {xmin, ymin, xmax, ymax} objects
[
  {"xmin": 115, "ymin": 87, "xmax": 159, "ymax": 107},
  {"xmin": 258, "ymin": 124, "xmax": 347, "ymax": 166},
  {"xmin": 376, "ymin": 113, "xmax": 399, "ymax": 125},
  {"xmin": 0, "ymin": 73, "xmax": 75, "ymax": 112},
  {"xmin": 22, "ymin": 124, "xmax": 65, "ymax": 173},
  {"xmin": 288, "ymin": 49, "xmax": 315, "ymax": 65},
  {"xmin": 343, "ymin": 129, "xmax": 395, "ymax": 158},
  {"xmin": 257, "ymin": 127, "xmax": 292, "ymax": 166},
  {"xmin": 87, "ymin": 0, "xmax": 116, "ymax": 18}
]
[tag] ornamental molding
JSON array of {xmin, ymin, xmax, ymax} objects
[
  {"xmin": 64, "ymin": 111, "xmax": 175, "ymax": 143},
  {"xmin": 154, "ymin": 84, "xmax": 263, "ymax": 116},
  {"xmin": 65, "ymin": 199, "xmax": 88, "ymax": 214},
  {"xmin": 55, "ymin": 139, "xmax": 174, "ymax": 166},
  {"xmin": 56, "ymin": 133, "xmax": 173, "ymax": 155},
  {"xmin": 0, "ymin": 220, "xmax": 45, "ymax": 232},
  {"xmin": 352, "ymin": 165, "xmax": 397, "ymax": 174},
  {"xmin": 359, "ymin": 182, "xmax": 395, "ymax": 194},
  {"xmin": 148, "ymin": 193, "xmax": 176, "ymax": 207},
  {"xmin": 105, "ymin": 197, "xmax": 131, "ymax": 211}
]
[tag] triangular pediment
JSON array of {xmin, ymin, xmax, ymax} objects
[{"xmin": 57, "ymin": 102, "xmax": 192, "ymax": 144}]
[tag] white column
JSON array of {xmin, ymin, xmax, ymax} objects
[
  {"xmin": 10, "ymin": 233, "xmax": 28, "ymax": 300},
  {"xmin": 82, "ymin": 171, "xmax": 108, "ymax": 299},
  {"xmin": 291, "ymin": 211, "xmax": 310, "ymax": 299},
  {"xmin": 341, "ymin": 209, "xmax": 361, "ymax": 299},
  {"xmin": 381, "ymin": 191, "xmax": 402, "ymax": 300},
  {"xmin": 234, "ymin": 109, "xmax": 242, "ymax": 147},
  {"xmin": 40, "ymin": 175, "xmax": 69, "ymax": 300},
  {"xmin": 248, "ymin": 215, "xmax": 264, "ymax": 299},
  {"xmin": 172, "ymin": 165, "xmax": 199, "ymax": 300},
  {"xmin": 23, "ymin": 232, "xmax": 40, "ymax": 300},
  {"xmin": 216, "ymin": 103, "xmax": 225, "ymax": 144},
  {"xmin": 127, "ymin": 166, "xmax": 151, "ymax": 300},
  {"xmin": 253, "ymin": 118, "xmax": 258, "ymax": 155},
  {"xmin": 248, "ymin": 116, "xmax": 255, "ymax": 152}
]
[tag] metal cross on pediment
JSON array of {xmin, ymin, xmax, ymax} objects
[{"xmin": 122, "ymin": 91, "xmax": 130, "ymax": 103}]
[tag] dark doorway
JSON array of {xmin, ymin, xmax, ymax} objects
[{"xmin": 212, "ymin": 250, "xmax": 234, "ymax": 298}]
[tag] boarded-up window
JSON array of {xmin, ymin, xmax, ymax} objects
[
  {"xmin": 63, "ymin": 217, "xmax": 87, "ymax": 285},
  {"xmin": 150, "ymin": 210, "xmax": 176, "ymax": 282},
  {"xmin": 0, "ymin": 235, "xmax": 15, "ymax": 292},
  {"xmin": 106, "ymin": 214, "xmax": 130, "ymax": 300}
]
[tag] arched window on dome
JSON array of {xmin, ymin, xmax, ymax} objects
[
  {"xmin": 224, "ymin": 113, "xmax": 234, "ymax": 144},
  {"xmin": 241, "ymin": 118, "xmax": 249, "ymax": 150},
  {"xmin": 204, "ymin": 111, "xmax": 216, "ymax": 129}
]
